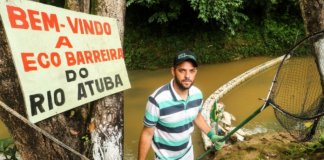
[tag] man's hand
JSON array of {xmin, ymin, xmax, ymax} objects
[{"xmin": 207, "ymin": 130, "xmax": 225, "ymax": 150}]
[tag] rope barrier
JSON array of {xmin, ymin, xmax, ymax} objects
[{"xmin": 0, "ymin": 100, "xmax": 90, "ymax": 160}]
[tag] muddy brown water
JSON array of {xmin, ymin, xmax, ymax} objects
[
  {"xmin": 0, "ymin": 57, "xmax": 282, "ymax": 159},
  {"xmin": 124, "ymin": 57, "xmax": 282, "ymax": 159}
]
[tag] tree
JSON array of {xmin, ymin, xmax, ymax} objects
[
  {"xmin": 126, "ymin": 0, "xmax": 248, "ymax": 34},
  {"xmin": 0, "ymin": 0, "xmax": 126, "ymax": 159},
  {"xmin": 85, "ymin": 0, "xmax": 126, "ymax": 159},
  {"xmin": 299, "ymin": 0, "xmax": 324, "ymax": 34}
]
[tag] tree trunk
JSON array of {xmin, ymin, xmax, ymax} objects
[
  {"xmin": 89, "ymin": 0, "xmax": 126, "ymax": 159},
  {"xmin": 0, "ymin": 0, "xmax": 126, "ymax": 159},
  {"xmin": 299, "ymin": 0, "xmax": 324, "ymax": 82},
  {"xmin": 299, "ymin": 0, "xmax": 324, "ymax": 34}
]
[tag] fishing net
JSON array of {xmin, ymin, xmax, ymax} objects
[
  {"xmin": 197, "ymin": 32, "xmax": 324, "ymax": 160},
  {"xmin": 269, "ymin": 31, "xmax": 324, "ymax": 141}
]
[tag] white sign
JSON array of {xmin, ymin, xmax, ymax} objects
[{"xmin": 0, "ymin": 0, "xmax": 131, "ymax": 123}]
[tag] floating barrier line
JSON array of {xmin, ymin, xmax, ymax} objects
[{"xmin": 201, "ymin": 55, "xmax": 286, "ymax": 150}]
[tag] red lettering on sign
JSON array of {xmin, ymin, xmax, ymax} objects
[
  {"xmin": 83, "ymin": 19, "xmax": 94, "ymax": 34},
  {"xmin": 76, "ymin": 51, "xmax": 85, "ymax": 65},
  {"xmin": 103, "ymin": 22, "xmax": 111, "ymax": 35},
  {"xmin": 6, "ymin": 5, "xmax": 60, "ymax": 32},
  {"xmin": 110, "ymin": 49, "xmax": 117, "ymax": 60},
  {"xmin": 21, "ymin": 52, "xmax": 61, "ymax": 72},
  {"xmin": 38, "ymin": 52, "xmax": 50, "ymax": 68},
  {"xmin": 65, "ymin": 51, "xmax": 76, "ymax": 66},
  {"xmin": 93, "ymin": 50, "xmax": 100, "ymax": 63},
  {"xmin": 42, "ymin": 12, "xmax": 60, "ymax": 32},
  {"xmin": 66, "ymin": 17, "xmax": 78, "ymax": 34},
  {"xmin": 66, "ymin": 16, "xmax": 112, "ymax": 35},
  {"xmin": 100, "ymin": 49, "xmax": 109, "ymax": 61},
  {"xmin": 117, "ymin": 48, "xmax": 124, "ymax": 59},
  {"xmin": 7, "ymin": 5, "xmax": 29, "ymax": 29},
  {"xmin": 64, "ymin": 48, "xmax": 123, "ymax": 66},
  {"xmin": 94, "ymin": 21, "xmax": 103, "ymax": 35},
  {"xmin": 50, "ymin": 52, "xmax": 61, "ymax": 67},
  {"xmin": 21, "ymin": 52, "xmax": 37, "ymax": 72},
  {"xmin": 27, "ymin": 9, "xmax": 42, "ymax": 30},
  {"xmin": 55, "ymin": 36, "xmax": 73, "ymax": 48},
  {"xmin": 84, "ymin": 51, "xmax": 94, "ymax": 64}
]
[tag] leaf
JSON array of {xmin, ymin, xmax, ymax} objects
[
  {"xmin": 0, "ymin": 138, "xmax": 13, "ymax": 152},
  {"xmin": 88, "ymin": 121, "xmax": 95, "ymax": 133},
  {"xmin": 303, "ymin": 121, "xmax": 313, "ymax": 128}
]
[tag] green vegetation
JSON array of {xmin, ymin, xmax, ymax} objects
[
  {"xmin": 213, "ymin": 132, "xmax": 324, "ymax": 160},
  {"xmin": 124, "ymin": 0, "xmax": 305, "ymax": 70},
  {"xmin": 123, "ymin": 16, "xmax": 304, "ymax": 70},
  {"xmin": 0, "ymin": 138, "xmax": 17, "ymax": 160},
  {"xmin": 126, "ymin": 0, "xmax": 248, "ymax": 35},
  {"xmin": 38, "ymin": 0, "xmax": 305, "ymax": 70},
  {"xmin": 283, "ymin": 136, "xmax": 324, "ymax": 159}
]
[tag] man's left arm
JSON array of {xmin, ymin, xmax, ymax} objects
[{"xmin": 194, "ymin": 112, "xmax": 211, "ymax": 134}]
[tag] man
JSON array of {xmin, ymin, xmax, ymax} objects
[{"xmin": 138, "ymin": 50, "xmax": 225, "ymax": 160}]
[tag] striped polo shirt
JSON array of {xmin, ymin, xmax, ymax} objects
[{"xmin": 144, "ymin": 79, "xmax": 203, "ymax": 160}]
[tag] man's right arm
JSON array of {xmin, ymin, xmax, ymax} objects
[{"xmin": 138, "ymin": 126, "xmax": 155, "ymax": 160}]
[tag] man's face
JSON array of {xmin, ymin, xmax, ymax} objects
[{"xmin": 172, "ymin": 61, "xmax": 197, "ymax": 90}]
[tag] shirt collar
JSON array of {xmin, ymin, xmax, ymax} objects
[{"xmin": 169, "ymin": 79, "xmax": 191, "ymax": 101}]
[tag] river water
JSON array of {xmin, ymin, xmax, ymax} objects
[
  {"xmin": 0, "ymin": 57, "xmax": 282, "ymax": 159},
  {"xmin": 124, "ymin": 57, "xmax": 282, "ymax": 159}
]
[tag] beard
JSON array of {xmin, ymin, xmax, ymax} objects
[{"xmin": 174, "ymin": 77, "xmax": 193, "ymax": 91}]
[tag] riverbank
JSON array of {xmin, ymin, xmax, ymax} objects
[{"xmin": 204, "ymin": 131, "xmax": 324, "ymax": 160}]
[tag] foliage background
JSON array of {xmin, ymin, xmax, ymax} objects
[
  {"xmin": 38, "ymin": 0, "xmax": 305, "ymax": 70},
  {"xmin": 123, "ymin": 0, "xmax": 304, "ymax": 69}
]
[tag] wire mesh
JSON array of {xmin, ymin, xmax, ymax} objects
[{"xmin": 270, "ymin": 32, "xmax": 324, "ymax": 141}]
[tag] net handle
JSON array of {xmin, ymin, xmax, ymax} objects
[
  {"xmin": 196, "ymin": 103, "xmax": 270, "ymax": 160},
  {"xmin": 220, "ymin": 103, "xmax": 270, "ymax": 142}
]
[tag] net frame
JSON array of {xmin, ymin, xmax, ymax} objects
[
  {"xmin": 217, "ymin": 30, "xmax": 324, "ymax": 143},
  {"xmin": 197, "ymin": 31, "xmax": 324, "ymax": 160},
  {"xmin": 267, "ymin": 30, "xmax": 324, "ymax": 141}
]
